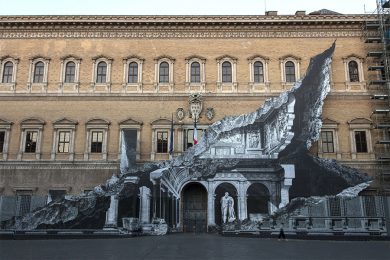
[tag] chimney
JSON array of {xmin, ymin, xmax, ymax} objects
[
  {"xmin": 265, "ymin": 11, "xmax": 278, "ymax": 16},
  {"xmin": 295, "ymin": 10, "xmax": 306, "ymax": 16}
]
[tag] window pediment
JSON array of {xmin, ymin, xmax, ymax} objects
[
  {"xmin": 0, "ymin": 118, "xmax": 13, "ymax": 126},
  {"xmin": 247, "ymin": 54, "xmax": 269, "ymax": 61},
  {"xmin": 92, "ymin": 55, "xmax": 113, "ymax": 62},
  {"xmin": 0, "ymin": 55, "xmax": 19, "ymax": 62},
  {"xmin": 185, "ymin": 55, "xmax": 206, "ymax": 62},
  {"xmin": 119, "ymin": 118, "xmax": 143, "ymax": 126},
  {"xmin": 53, "ymin": 117, "xmax": 78, "ymax": 126},
  {"xmin": 122, "ymin": 55, "xmax": 144, "ymax": 62},
  {"xmin": 154, "ymin": 55, "xmax": 175, "ymax": 62},
  {"xmin": 60, "ymin": 55, "xmax": 82, "ymax": 61},
  {"xmin": 216, "ymin": 55, "xmax": 237, "ymax": 62},
  {"xmin": 86, "ymin": 118, "xmax": 110, "ymax": 125},
  {"xmin": 29, "ymin": 55, "xmax": 50, "ymax": 62},
  {"xmin": 20, "ymin": 117, "xmax": 45, "ymax": 125},
  {"xmin": 323, "ymin": 118, "xmax": 339, "ymax": 125},
  {"xmin": 342, "ymin": 54, "xmax": 364, "ymax": 61},
  {"xmin": 279, "ymin": 55, "xmax": 301, "ymax": 61},
  {"xmin": 151, "ymin": 118, "xmax": 172, "ymax": 126},
  {"xmin": 348, "ymin": 118, "xmax": 372, "ymax": 125}
]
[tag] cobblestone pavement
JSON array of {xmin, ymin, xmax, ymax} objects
[{"xmin": 1, "ymin": 233, "xmax": 389, "ymax": 260}]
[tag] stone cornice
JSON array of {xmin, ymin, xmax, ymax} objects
[
  {"xmin": 0, "ymin": 14, "xmax": 376, "ymax": 24},
  {"xmin": 0, "ymin": 15, "xmax": 375, "ymax": 39}
]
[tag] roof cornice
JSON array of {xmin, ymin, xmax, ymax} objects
[{"xmin": 0, "ymin": 14, "xmax": 377, "ymax": 27}]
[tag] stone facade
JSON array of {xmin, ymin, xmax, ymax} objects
[{"xmin": 0, "ymin": 13, "xmax": 385, "ymax": 202}]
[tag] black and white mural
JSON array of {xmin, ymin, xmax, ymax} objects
[{"xmin": 3, "ymin": 43, "xmax": 387, "ymax": 236}]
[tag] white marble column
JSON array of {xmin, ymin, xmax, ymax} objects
[
  {"xmin": 207, "ymin": 192, "xmax": 216, "ymax": 226},
  {"xmin": 139, "ymin": 186, "xmax": 151, "ymax": 224},
  {"xmin": 104, "ymin": 195, "xmax": 119, "ymax": 229}
]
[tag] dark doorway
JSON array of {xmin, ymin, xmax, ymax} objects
[
  {"xmin": 214, "ymin": 183, "xmax": 237, "ymax": 226},
  {"xmin": 247, "ymin": 183, "xmax": 270, "ymax": 219},
  {"xmin": 182, "ymin": 183, "xmax": 207, "ymax": 233},
  {"xmin": 117, "ymin": 183, "xmax": 139, "ymax": 227}
]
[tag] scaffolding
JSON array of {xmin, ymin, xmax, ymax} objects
[{"xmin": 366, "ymin": 0, "xmax": 390, "ymax": 195}]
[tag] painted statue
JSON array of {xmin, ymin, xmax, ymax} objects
[{"xmin": 221, "ymin": 192, "xmax": 236, "ymax": 223}]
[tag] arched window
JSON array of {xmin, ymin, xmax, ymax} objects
[
  {"xmin": 2, "ymin": 61, "xmax": 13, "ymax": 83},
  {"xmin": 253, "ymin": 61, "xmax": 264, "ymax": 83},
  {"xmin": 33, "ymin": 62, "xmax": 44, "ymax": 83},
  {"xmin": 285, "ymin": 61, "xmax": 296, "ymax": 83},
  {"xmin": 64, "ymin": 61, "xmax": 76, "ymax": 83},
  {"xmin": 159, "ymin": 62, "xmax": 169, "ymax": 83},
  {"xmin": 190, "ymin": 62, "xmax": 201, "ymax": 83},
  {"xmin": 128, "ymin": 62, "xmax": 138, "ymax": 83},
  {"xmin": 222, "ymin": 61, "xmax": 232, "ymax": 83},
  {"xmin": 96, "ymin": 61, "xmax": 107, "ymax": 83},
  {"xmin": 348, "ymin": 61, "xmax": 359, "ymax": 82}
]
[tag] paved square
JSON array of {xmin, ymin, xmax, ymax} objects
[{"xmin": 1, "ymin": 234, "xmax": 389, "ymax": 260}]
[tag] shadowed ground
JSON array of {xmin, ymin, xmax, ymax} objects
[{"xmin": 0, "ymin": 234, "xmax": 389, "ymax": 260}]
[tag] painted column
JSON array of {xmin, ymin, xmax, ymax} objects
[
  {"xmin": 207, "ymin": 191, "xmax": 216, "ymax": 226},
  {"xmin": 238, "ymin": 181, "xmax": 247, "ymax": 220},
  {"xmin": 280, "ymin": 164, "xmax": 295, "ymax": 208},
  {"xmin": 139, "ymin": 186, "xmax": 151, "ymax": 224},
  {"xmin": 104, "ymin": 195, "xmax": 119, "ymax": 229}
]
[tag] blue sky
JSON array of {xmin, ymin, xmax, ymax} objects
[{"xmin": 0, "ymin": 0, "xmax": 378, "ymax": 15}]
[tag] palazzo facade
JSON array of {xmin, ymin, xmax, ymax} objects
[{"xmin": 0, "ymin": 11, "xmax": 388, "ymax": 230}]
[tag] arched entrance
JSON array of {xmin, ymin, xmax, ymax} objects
[
  {"xmin": 214, "ymin": 182, "xmax": 237, "ymax": 226},
  {"xmin": 181, "ymin": 182, "xmax": 207, "ymax": 233},
  {"xmin": 117, "ymin": 183, "xmax": 139, "ymax": 227},
  {"xmin": 247, "ymin": 183, "xmax": 270, "ymax": 221}
]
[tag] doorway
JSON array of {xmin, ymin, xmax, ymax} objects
[{"xmin": 181, "ymin": 182, "xmax": 207, "ymax": 233}]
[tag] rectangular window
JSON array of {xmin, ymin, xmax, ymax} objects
[
  {"xmin": 329, "ymin": 197, "xmax": 342, "ymax": 217},
  {"xmin": 321, "ymin": 131, "xmax": 334, "ymax": 153},
  {"xmin": 355, "ymin": 131, "xmax": 368, "ymax": 153},
  {"xmin": 184, "ymin": 129, "xmax": 204, "ymax": 150},
  {"xmin": 24, "ymin": 131, "xmax": 38, "ymax": 153},
  {"xmin": 364, "ymin": 196, "xmax": 376, "ymax": 217},
  {"xmin": 17, "ymin": 193, "xmax": 32, "ymax": 216},
  {"xmin": 64, "ymin": 64, "xmax": 76, "ymax": 83},
  {"xmin": 157, "ymin": 131, "xmax": 168, "ymax": 153},
  {"xmin": 58, "ymin": 131, "xmax": 70, "ymax": 153},
  {"xmin": 191, "ymin": 66, "xmax": 200, "ymax": 83},
  {"xmin": 2, "ymin": 63, "xmax": 13, "ymax": 83},
  {"xmin": 91, "ymin": 131, "xmax": 103, "ymax": 153},
  {"xmin": 49, "ymin": 190, "xmax": 66, "ymax": 203},
  {"xmin": 0, "ymin": 131, "xmax": 4, "ymax": 153}
]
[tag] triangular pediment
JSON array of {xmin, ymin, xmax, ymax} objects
[
  {"xmin": 20, "ymin": 117, "xmax": 45, "ymax": 125},
  {"xmin": 119, "ymin": 118, "xmax": 143, "ymax": 126},
  {"xmin": 53, "ymin": 117, "xmax": 78, "ymax": 125},
  {"xmin": 322, "ymin": 118, "xmax": 339, "ymax": 125},
  {"xmin": 86, "ymin": 118, "xmax": 110, "ymax": 125},
  {"xmin": 150, "ymin": 118, "xmax": 172, "ymax": 125},
  {"xmin": 0, "ymin": 118, "xmax": 13, "ymax": 125},
  {"xmin": 348, "ymin": 118, "xmax": 372, "ymax": 125}
]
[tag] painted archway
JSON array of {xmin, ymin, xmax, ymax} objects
[
  {"xmin": 181, "ymin": 182, "xmax": 207, "ymax": 233},
  {"xmin": 246, "ymin": 183, "xmax": 270, "ymax": 220}
]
